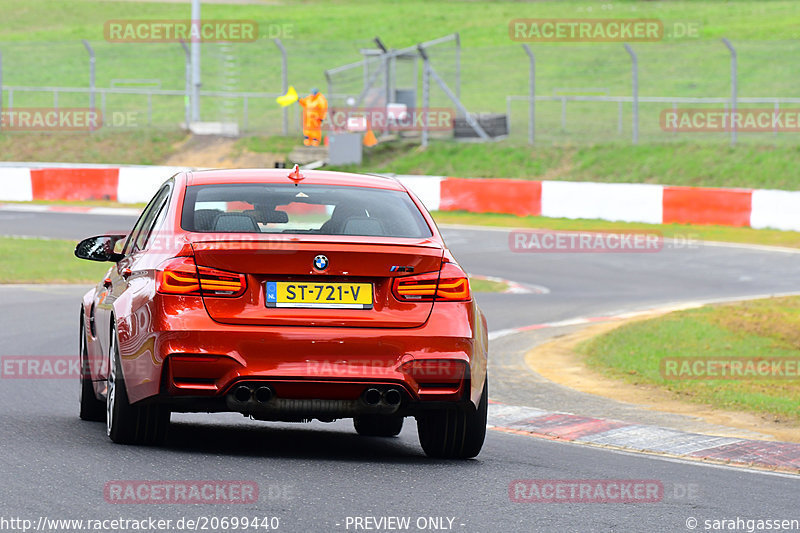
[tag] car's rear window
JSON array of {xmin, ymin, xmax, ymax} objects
[{"xmin": 181, "ymin": 183, "xmax": 433, "ymax": 238}]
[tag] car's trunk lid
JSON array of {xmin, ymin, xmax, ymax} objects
[{"xmin": 191, "ymin": 236, "xmax": 443, "ymax": 328}]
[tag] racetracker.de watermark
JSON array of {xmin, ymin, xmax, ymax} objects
[
  {"xmin": 325, "ymin": 107, "xmax": 454, "ymax": 132},
  {"xmin": 94, "ymin": 231, "xmax": 303, "ymax": 253},
  {"xmin": 104, "ymin": 481, "xmax": 258, "ymax": 504},
  {"xmin": 104, "ymin": 20, "xmax": 260, "ymax": 43},
  {"xmin": 510, "ymin": 229, "xmax": 659, "ymax": 253},
  {"xmin": 2, "ymin": 355, "xmax": 162, "ymax": 381},
  {"xmin": 661, "ymin": 108, "xmax": 800, "ymax": 133},
  {"xmin": 509, "ymin": 18, "xmax": 663, "ymax": 42},
  {"xmin": 661, "ymin": 357, "xmax": 800, "ymax": 380},
  {"xmin": 301, "ymin": 358, "xmax": 466, "ymax": 382},
  {"xmin": 510, "ymin": 479, "xmax": 663, "ymax": 503},
  {"xmin": 1, "ymin": 356, "xmax": 79, "ymax": 379},
  {"xmin": 0, "ymin": 109, "xmax": 101, "ymax": 132}
]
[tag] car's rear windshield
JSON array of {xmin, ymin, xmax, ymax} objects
[{"xmin": 181, "ymin": 183, "xmax": 433, "ymax": 238}]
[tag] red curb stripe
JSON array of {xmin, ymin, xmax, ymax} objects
[
  {"xmin": 663, "ymin": 186, "xmax": 752, "ymax": 227},
  {"xmin": 688, "ymin": 440, "xmax": 800, "ymax": 469},
  {"xmin": 439, "ymin": 177, "xmax": 542, "ymax": 216},
  {"xmin": 513, "ymin": 413, "xmax": 632, "ymax": 441},
  {"xmin": 47, "ymin": 205, "xmax": 93, "ymax": 213},
  {"xmin": 30, "ymin": 168, "xmax": 120, "ymax": 202}
]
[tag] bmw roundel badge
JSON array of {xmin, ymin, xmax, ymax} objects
[{"xmin": 313, "ymin": 254, "xmax": 329, "ymax": 270}]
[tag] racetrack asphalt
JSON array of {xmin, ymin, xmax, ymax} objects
[{"xmin": 1, "ymin": 208, "xmax": 800, "ymax": 532}]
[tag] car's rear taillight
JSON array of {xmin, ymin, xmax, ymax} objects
[
  {"xmin": 392, "ymin": 262, "xmax": 471, "ymax": 302},
  {"xmin": 156, "ymin": 257, "xmax": 246, "ymax": 297}
]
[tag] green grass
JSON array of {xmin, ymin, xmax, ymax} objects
[
  {"xmin": 0, "ymin": 237, "xmax": 109, "ymax": 283},
  {"xmin": 326, "ymin": 140, "xmax": 800, "ymax": 189},
  {"xmin": 0, "ymin": 235, "xmax": 512, "ymax": 289},
  {"xmin": 5, "ymin": 131, "xmax": 799, "ymax": 193},
  {"xmin": 578, "ymin": 297, "xmax": 800, "ymax": 421},
  {"xmin": 235, "ymin": 136, "xmax": 298, "ymax": 158},
  {"xmin": 2, "ymin": 1, "xmax": 800, "ymax": 142},
  {"xmin": 0, "ymin": 130, "xmax": 186, "ymax": 165},
  {"xmin": 468, "ymin": 277, "xmax": 509, "ymax": 293},
  {"xmin": 4, "ymin": 0, "xmax": 799, "ymax": 44},
  {"xmin": 433, "ymin": 211, "xmax": 800, "ymax": 249},
  {"xmin": 1, "ymin": 208, "xmax": 796, "ymax": 267}
]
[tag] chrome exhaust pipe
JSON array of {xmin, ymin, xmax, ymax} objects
[
  {"xmin": 362, "ymin": 388, "xmax": 382, "ymax": 406},
  {"xmin": 383, "ymin": 388, "xmax": 402, "ymax": 407},
  {"xmin": 233, "ymin": 385, "xmax": 252, "ymax": 403},
  {"xmin": 254, "ymin": 386, "xmax": 273, "ymax": 404}
]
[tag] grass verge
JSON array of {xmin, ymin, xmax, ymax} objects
[
  {"xmin": 326, "ymin": 141, "xmax": 800, "ymax": 190},
  {"xmin": 0, "ymin": 236, "xmax": 509, "ymax": 291},
  {"xmin": 6, "ymin": 134, "xmax": 800, "ymax": 192},
  {"xmin": 433, "ymin": 211, "xmax": 800, "ymax": 249},
  {"xmin": 577, "ymin": 297, "xmax": 800, "ymax": 421},
  {"xmin": 0, "ymin": 237, "xmax": 109, "ymax": 284},
  {"xmin": 468, "ymin": 277, "xmax": 509, "ymax": 293},
  {"xmin": 0, "ymin": 131, "xmax": 186, "ymax": 166}
]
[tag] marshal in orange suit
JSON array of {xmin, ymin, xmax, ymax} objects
[{"xmin": 298, "ymin": 88, "xmax": 328, "ymax": 146}]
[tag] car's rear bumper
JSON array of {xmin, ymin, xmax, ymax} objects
[{"xmin": 116, "ymin": 295, "xmax": 488, "ymax": 416}]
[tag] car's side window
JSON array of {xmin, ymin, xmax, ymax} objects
[
  {"xmin": 136, "ymin": 184, "xmax": 172, "ymax": 251},
  {"xmin": 122, "ymin": 184, "xmax": 171, "ymax": 256}
]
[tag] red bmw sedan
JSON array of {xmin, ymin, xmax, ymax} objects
[{"xmin": 76, "ymin": 168, "xmax": 488, "ymax": 458}]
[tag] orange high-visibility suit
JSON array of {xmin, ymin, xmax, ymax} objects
[{"xmin": 298, "ymin": 91, "xmax": 328, "ymax": 146}]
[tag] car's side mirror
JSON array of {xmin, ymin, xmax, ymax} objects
[{"xmin": 74, "ymin": 235, "xmax": 127, "ymax": 262}]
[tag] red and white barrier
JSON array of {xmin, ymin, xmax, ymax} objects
[
  {"xmin": 436, "ymin": 177, "xmax": 800, "ymax": 231},
  {"xmin": 2, "ymin": 168, "xmax": 34, "ymax": 201},
  {"xmin": 117, "ymin": 166, "xmax": 189, "ymax": 204},
  {"xmin": 750, "ymin": 189, "xmax": 800, "ymax": 232},
  {"xmin": 0, "ymin": 165, "xmax": 188, "ymax": 204},
  {"xmin": 3, "ymin": 164, "xmax": 800, "ymax": 231},
  {"xmin": 541, "ymin": 181, "xmax": 663, "ymax": 224}
]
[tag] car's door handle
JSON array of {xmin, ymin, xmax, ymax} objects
[{"xmin": 103, "ymin": 277, "xmax": 112, "ymax": 288}]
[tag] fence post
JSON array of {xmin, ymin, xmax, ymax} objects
[
  {"xmin": 375, "ymin": 37, "xmax": 390, "ymax": 136},
  {"xmin": 774, "ymin": 100, "xmax": 779, "ymax": 138},
  {"xmin": 273, "ymin": 38, "xmax": 288, "ymax": 136},
  {"xmin": 81, "ymin": 40, "xmax": 96, "ymax": 111},
  {"xmin": 455, "ymin": 32, "xmax": 461, "ymax": 102},
  {"xmin": 179, "ymin": 40, "xmax": 191, "ymax": 129},
  {"xmin": 506, "ymin": 96, "xmax": 512, "ymax": 134},
  {"xmin": 522, "ymin": 44, "xmax": 535, "ymax": 145},
  {"xmin": 243, "ymin": 96, "xmax": 248, "ymax": 133},
  {"xmin": 722, "ymin": 37, "xmax": 737, "ymax": 146},
  {"xmin": 190, "ymin": 0, "xmax": 201, "ymax": 122},
  {"xmin": 419, "ymin": 45, "xmax": 430, "ymax": 148},
  {"xmin": 623, "ymin": 43, "xmax": 638, "ymax": 145},
  {"xmin": 672, "ymin": 102, "xmax": 677, "ymax": 134},
  {"xmin": 0, "ymin": 50, "xmax": 3, "ymax": 130},
  {"xmin": 325, "ymin": 70, "xmax": 333, "ymax": 111}
]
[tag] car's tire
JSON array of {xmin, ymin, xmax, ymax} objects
[
  {"xmin": 417, "ymin": 378, "xmax": 487, "ymax": 459},
  {"xmin": 106, "ymin": 326, "xmax": 169, "ymax": 445},
  {"xmin": 79, "ymin": 318, "xmax": 105, "ymax": 422},
  {"xmin": 353, "ymin": 415, "xmax": 404, "ymax": 437}
]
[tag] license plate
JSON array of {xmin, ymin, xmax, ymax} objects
[{"xmin": 265, "ymin": 281, "xmax": 373, "ymax": 309}]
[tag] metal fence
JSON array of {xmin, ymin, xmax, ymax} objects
[{"xmin": 1, "ymin": 37, "xmax": 798, "ymax": 144}]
